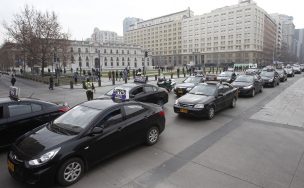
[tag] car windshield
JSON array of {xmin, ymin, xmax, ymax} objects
[
  {"xmin": 219, "ymin": 72, "xmax": 232, "ymax": 77},
  {"xmin": 276, "ymin": 69, "xmax": 284, "ymax": 74},
  {"xmin": 235, "ymin": 76, "xmax": 253, "ymax": 83},
  {"xmin": 52, "ymin": 105, "xmax": 100, "ymax": 134},
  {"xmin": 260, "ymin": 71, "xmax": 274, "ymax": 77},
  {"xmin": 183, "ymin": 77, "xmax": 201, "ymax": 83},
  {"xmin": 189, "ymin": 84, "xmax": 217, "ymax": 96}
]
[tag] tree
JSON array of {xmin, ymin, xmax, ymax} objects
[{"xmin": 3, "ymin": 5, "xmax": 69, "ymax": 76}]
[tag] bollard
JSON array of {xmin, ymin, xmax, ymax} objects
[
  {"xmin": 70, "ymin": 80, "xmax": 73, "ymax": 89},
  {"xmin": 171, "ymin": 73, "xmax": 173, "ymax": 79},
  {"xmin": 98, "ymin": 79, "xmax": 101, "ymax": 87},
  {"xmin": 184, "ymin": 73, "xmax": 186, "ymax": 77},
  {"xmin": 125, "ymin": 77, "xmax": 127, "ymax": 83},
  {"xmin": 146, "ymin": 76, "xmax": 148, "ymax": 82},
  {"xmin": 155, "ymin": 75, "xmax": 157, "ymax": 81}
]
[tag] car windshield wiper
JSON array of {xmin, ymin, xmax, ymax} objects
[{"xmin": 51, "ymin": 123, "xmax": 74, "ymax": 135}]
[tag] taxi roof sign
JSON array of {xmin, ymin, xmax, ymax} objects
[
  {"xmin": 9, "ymin": 86, "xmax": 20, "ymax": 100},
  {"xmin": 134, "ymin": 76, "xmax": 147, "ymax": 83}
]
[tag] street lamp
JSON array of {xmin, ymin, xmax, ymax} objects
[{"xmin": 98, "ymin": 50, "xmax": 101, "ymax": 86}]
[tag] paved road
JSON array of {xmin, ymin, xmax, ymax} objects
[{"xmin": 0, "ymin": 73, "xmax": 304, "ymax": 188}]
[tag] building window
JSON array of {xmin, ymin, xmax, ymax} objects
[
  {"xmin": 110, "ymin": 49, "xmax": 113, "ymax": 54},
  {"xmin": 116, "ymin": 50, "xmax": 119, "ymax": 54},
  {"xmin": 135, "ymin": 62, "xmax": 137, "ymax": 67},
  {"xmin": 86, "ymin": 62, "xmax": 89, "ymax": 67},
  {"xmin": 104, "ymin": 49, "xmax": 107, "ymax": 54},
  {"xmin": 134, "ymin": 50, "xmax": 136, "ymax": 54},
  {"xmin": 70, "ymin": 48, "xmax": 74, "ymax": 52},
  {"xmin": 78, "ymin": 48, "xmax": 81, "ymax": 53},
  {"xmin": 122, "ymin": 50, "xmax": 124, "ymax": 54}
]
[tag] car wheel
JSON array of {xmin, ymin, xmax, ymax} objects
[
  {"xmin": 230, "ymin": 97, "xmax": 236, "ymax": 108},
  {"xmin": 145, "ymin": 126, "xmax": 159, "ymax": 146},
  {"xmin": 251, "ymin": 89, "xmax": 255, "ymax": 97},
  {"xmin": 57, "ymin": 158, "xmax": 84, "ymax": 186},
  {"xmin": 207, "ymin": 106, "xmax": 215, "ymax": 120},
  {"xmin": 272, "ymin": 82, "xmax": 276, "ymax": 87}
]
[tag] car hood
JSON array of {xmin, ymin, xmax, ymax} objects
[
  {"xmin": 175, "ymin": 83, "xmax": 196, "ymax": 88},
  {"xmin": 261, "ymin": 76, "xmax": 272, "ymax": 80},
  {"xmin": 178, "ymin": 93, "xmax": 214, "ymax": 104},
  {"xmin": 15, "ymin": 125, "xmax": 75, "ymax": 158},
  {"xmin": 231, "ymin": 82, "xmax": 252, "ymax": 87}
]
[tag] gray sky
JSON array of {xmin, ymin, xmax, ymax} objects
[{"xmin": 0, "ymin": 0, "xmax": 303, "ymax": 45}]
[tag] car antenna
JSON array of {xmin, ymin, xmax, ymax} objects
[{"xmin": 29, "ymin": 92, "xmax": 35, "ymax": 98}]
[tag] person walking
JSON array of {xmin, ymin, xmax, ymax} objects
[
  {"xmin": 11, "ymin": 75, "xmax": 16, "ymax": 86},
  {"xmin": 84, "ymin": 78, "xmax": 95, "ymax": 101},
  {"xmin": 108, "ymin": 71, "xmax": 111, "ymax": 81},
  {"xmin": 49, "ymin": 75, "xmax": 54, "ymax": 90}
]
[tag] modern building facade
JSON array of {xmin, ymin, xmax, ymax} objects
[
  {"xmin": 294, "ymin": 29, "xmax": 304, "ymax": 63},
  {"xmin": 68, "ymin": 40, "xmax": 151, "ymax": 71},
  {"xmin": 90, "ymin": 28, "xmax": 123, "ymax": 44},
  {"xmin": 270, "ymin": 14, "xmax": 296, "ymax": 57},
  {"xmin": 124, "ymin": 8, "xmax": 194, "ymax": 67},
  {"xmin": 182, "ymin": 0, "xmax": 276, "ymax": 67},
  {"xmin": 123, "ymin": 17, "xmax": 143, "ymax": 33}
]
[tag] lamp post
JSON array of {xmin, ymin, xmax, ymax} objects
[{"xmin": 78, "ymin": 51, "xmax": 82, "ymax": 76}]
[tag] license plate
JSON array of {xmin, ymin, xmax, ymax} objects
[
  {"xmin": 8, "ymin": 160, "xmax": 14, "ymax": 172},
  {"xmin": 180, "ymin": 108, "xmax": 188, "ymax": 113}
]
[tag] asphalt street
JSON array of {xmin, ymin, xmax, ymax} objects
[{"xmin": 0, "ymin": 73, "xmax": 304, "ymax": 188}]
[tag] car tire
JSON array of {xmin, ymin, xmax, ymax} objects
[
  {"xmin": 251, "ymin": 89, "xmax": 255, "ymax": 97},
  {"xmin": 272, "ymin": 82, "xmax": 276, "ymax": 87},
  {"xmin": 230, "ymin": 97, "xmax": 237, "ymax": 108},
  {"xmin": 57, "ymin": 158, "xmax": 84, "ymax": 186},
  {"xmin": 207, "ymin": 106, "xmax": 215, "ymax": 120},
  {"xmin": 145, "ymin": 126, "xmax": 159, "ymax": 146}
]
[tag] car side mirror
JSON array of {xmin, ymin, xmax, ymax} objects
[{"xmin": 91, "ymin": 127, "xmax": 103, "ymax": 135}]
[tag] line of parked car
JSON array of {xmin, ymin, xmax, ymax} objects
[{"xmin": 2, "ymin": 64, "xmax": 302, "ymax": 186}]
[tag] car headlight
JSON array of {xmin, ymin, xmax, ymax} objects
[
  {"xmin": 269, "ymin": 79, "xmax": 273, "ymax": 82},
  {"xmin": 28, "ymin": 148, "xmax": 61, "ymax": 166},
  {"xmin": 194, "ymin": 104, "xmax": 204, "ymax": 109},
  {"xmin": 243, "ymin": 85, "xmax": 253, "ymax": 89},
  {"xmin": 175, "ymin": 100, "xmax": 179, "ymax": 105},
  {"xmin": 186, "ymin": 87, "xmax": 192, "ymax": 91}
]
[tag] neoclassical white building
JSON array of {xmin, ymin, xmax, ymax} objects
[{"xmin": 68, "ymin": 40, "xmax": 151, "ymax": 71}]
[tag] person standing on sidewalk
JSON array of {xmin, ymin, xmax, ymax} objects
[
  {"xmin": 108, "ymin": 71, "xmax": 111, "ymax": 81},
  {"xmin": 49, "ymin": 75, "xmax": 54, "ymax": 90},
  {"xmin": 11, "ymin": 75, "xmax": 16, "ymax": 86},
  {"xmin": 84, "ymin": 78, "xmax": 95, "ymax": 101}
]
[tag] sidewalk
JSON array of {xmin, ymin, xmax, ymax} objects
[
  {"xmin": 59, "ymin": 75, "xmax": 187, "ymax": 89},
  {"xmin": 251, "ymin": 77, "xmax": 304, "ymax": 128}
]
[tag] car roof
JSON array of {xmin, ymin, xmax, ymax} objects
[
  {"xmin": 0, "ymin": 97, "xmax": 55, "ymax": 104},
  {"xmin": 81, "ymin": 99, "xmax": 120, "ymax": 110}
]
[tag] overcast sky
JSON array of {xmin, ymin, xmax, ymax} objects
[{"xmin": 0, "ymin": 0, "xmax": 303, "ymax": 45}]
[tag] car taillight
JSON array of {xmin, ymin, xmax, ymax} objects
[
  {"xmin": 159, "ymin": 111, "xmax": 165, "ymax": 117},
  {"xmin": 59, "ymin": 106, "xmax": 70, "ymax": 112}
]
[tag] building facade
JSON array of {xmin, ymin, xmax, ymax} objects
[
  {"xmin": 68, "ymin": 40, "xmax": 151, "ymax": 71},
  {"xmin": 124, "ymin": 9, "xmax": 194, "ymax": 67},
  {"xmin": 182, "ymin": 0, "xmax": 276, "ymax": 67},
  {"xmin": 90, "ymin": 28, "xmax": 123, "ymax": 44},
  {"xmin": 294, "ymin": 29, "xmax": 304, "ymax": 63},
  {"xmin": 270, "ymin": 14, "xmax": 296, "ymax": 57},
  {"xmin": 123, "ymin": 17, "xmax": 143, "ymax": 33}
]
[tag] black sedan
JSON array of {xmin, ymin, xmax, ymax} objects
[
  {"xmin": 260, "ymin": 71, "xmax": 280, "ymax": 87},
  {"xmin": 98, "ymin": 83, "xmax": 168, "ymax": 106},
  {"xmin": 174, "ymin": 82, "xmax": 238, "ymax": 119},
  {"xmin": 217, "ymin": 71, "xmax": 237, "ymax": 83},
  {"xmin": 0, "ymin": 98, "xmax": 69, "ymax": 148},
  {"xmin": 7, "ymin": 99, "xmax": 165, "ymax": 186},
  {"xmin": 276, "ymin": 69, "xmax": 287, "ymax": 82},
  {"xmin": 231, "ymin": 74, "xmax": 263, "ymax": 97},
  {"xmin": 174, "ymin": 76, "xmax": 205, "ymax": 97}
]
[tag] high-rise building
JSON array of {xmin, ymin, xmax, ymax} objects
[
  {"xmin": 90, "ymin": 28, "xmax": 123, "ymax": 44},
  {"xmin": 124, "ymin": 8, "xmax": 194, "ymax": 66},
  {"xmin": 123, "ymin": 17, "xmax": 143, "ymax": 33},
  {"xmin": 270, "ymin": 14, "xmax": 296, "ymax": 57},
  {"xmin": 294, "ymin": 29, "xmax": 304, "ymax": 63},
  {"xmin": 183, "ymin": 0, "xmax": 276, "ymax": 66}
]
